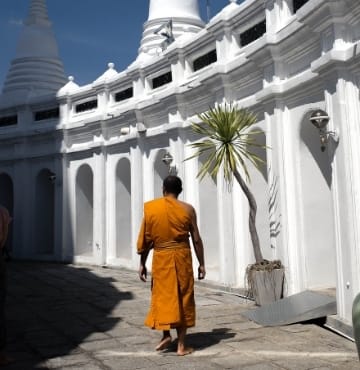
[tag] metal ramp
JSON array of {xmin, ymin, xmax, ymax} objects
[{"xmin": 242, "ymin": 290, "xmax": 336, "ymax": 326}]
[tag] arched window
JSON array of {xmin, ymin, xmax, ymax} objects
[
  {"xmin": 75, "ymin": 164, "xmax": 94, "ymax": 256},
  {"xmin": 35, "ymin": 169, "xmax": 55, "ymax": 254},
  {"xmin": 115, "ymin": 158, "xmax": 132, "ymax": 259},
  {"xmin": 154, "ymin": 150, "xmax": 170, "ymax": 199},
  {"xmin": 299, "ymin": 112, "xmax": 335, "ymax": 288},
  {"xmin": 198, "ymin": 154, "xmax": 220, "ymax": 281}
]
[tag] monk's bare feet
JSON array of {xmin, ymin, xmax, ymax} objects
[
  {"xmin": 177, "ymin": 347, "xmax": 194, "ymax": 356},
  {"xmin": 155, "ymin": 335, "xmax": 172, "ymax": 351}
]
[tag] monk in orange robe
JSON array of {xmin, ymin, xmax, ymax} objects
[{"xmin": 137, "ymin": 175, "xmax": 205, "ymax": 356}]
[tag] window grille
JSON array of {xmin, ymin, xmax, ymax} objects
[
  {"xmin": 193, "ymin": 49, "xmax": 217, "ymax": 72},
  {"xmin": 115, "ymin": 87, "xmax": 133, "ymax": 102},
  {"xmin": 240, "ymin": 20, "xmax": 266, "ymax": 47},
  {"xmin": 0, "ymin": 115, "xmax": 17, "ymax": 127},
  {"xmin": 75, "ymin": 99, "xmax": 98, "ymax": 113},
  {"xmin": 34, "ymin": 107, "xmax": 60, "ymax": 121},
  {"xmin": 152, "ymin": 71, "xmax": 172, "ymax": 89}
]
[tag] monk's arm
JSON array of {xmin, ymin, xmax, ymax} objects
[
  {"xmin": 189, "ymin": 208, "xmax": 206, "ymax": 279},
  {"xmin": 137, "ymin": 217, "xmax": 152, "ymax": 282},
  {"xmin": 139, "ymin": 249, "xmax": 150, "ymax": 282}
]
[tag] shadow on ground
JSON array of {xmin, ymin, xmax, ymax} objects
[
  {"xmin": 4, "ymin": 261, "xmax": 132, "ymax": 369},
  {"xmin": 163, "ymin": 327, "xmax": 236, "ymax": 353}
]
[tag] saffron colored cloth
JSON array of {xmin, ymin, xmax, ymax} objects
[
  {"xmin": 137, "ymin": 197, "xmax": 196, "ymax": 330},
  {"xmin": 0, "ymin": 206, "xmax": 10, "ymax": 249},
  {"xmin": 0, "ymin": 206, "xmax": 10, "ymax": 350}
]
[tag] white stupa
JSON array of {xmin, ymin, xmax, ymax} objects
[
  {"xmin": 137, "ymin": 0, "xmax": 205, "ymax": 60},
  {"xmin": 0, "ymin": 0, "xmax": 66, "ymax": 107}
]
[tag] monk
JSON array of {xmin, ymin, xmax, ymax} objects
[
  {"xmin": 0, "ymin": 205, "xmax": 12, "ymax": 366},
  {"xmin": 137, "ymin": 175, "xmax": 205, "ymax": 356}
]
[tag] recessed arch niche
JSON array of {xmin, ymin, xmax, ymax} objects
[
  {"xmin": 299, "ymin": 112, "xmax": 335, "ymax": 289},
  {"xmin": 246, "ymin": 128, "xmax": 271, "ymax": 259},
  {"xmin": 198, "ymin": 153, "xmax": 220, "ymax": 281},
  {"xmin": 154, "ymin": 149, "xmax": 169, "ymax": 198},
  {"xmin": 75, "ymin": 164, "xmax": 93, "ymax": 256},
  {"xmin": 115, "ymin": 158, "xmax": 132, "ymax": 259},
  {"xmin": 34, "ymin": 169, "xmax": 55, "ymax": 254}
]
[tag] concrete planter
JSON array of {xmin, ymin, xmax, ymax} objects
[
  {"xmin": 251, "ymin": 267, "xmax": 285, "ymax": 306},
  {"xmin": 352, "ymin": 292, "xmax": 360, "ymax": 360}
]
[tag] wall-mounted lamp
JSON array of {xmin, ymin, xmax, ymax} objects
[
  {"xmin": 120, "ymin": 127, "xmax": 130, "ymax": 135},
  {"xmin": 48, "ymin": 172, "xmax": 56, "ymax": 184},
  {"xmin": 136, "ymin": 122, "xmax": 147, "ymax": 133},
  {"xmin": 48, "ymin": 172, "xmax": 62, "ymax": 186},
  {"xmin": 309, "ymin": 109, "xmax": 339, "ymax": 152},
  {"xmin": 162, "ymin": 151, "xmax": 177, "ymax": 174}
]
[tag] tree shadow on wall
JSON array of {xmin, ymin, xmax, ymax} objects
[
  {"xmin": 4, "ymin": 261, "xmax": 133, "ymax": 369},
  {"xmin": 268, "ymin": 171, "xmax": 281, "ymax": 242}
]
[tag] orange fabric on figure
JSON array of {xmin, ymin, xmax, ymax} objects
[
  {"xmin": 137, "ymin": 175, "xmax": 205, "ymax": 355},
  {"xmin": 0, "ymin": 205, "xmax": 12, "ymax": 366},
  {"xmin": 0, "ymin": 206, "xmax": 10, "ymax": 249},
  {"xmin": 137, "ymin": 197, "xmax": 195, "ymax": 330}
]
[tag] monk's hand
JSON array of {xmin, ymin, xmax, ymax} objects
[
  {"xmin": 139, "ymin": 265, "xmax": 147, "ymax": 282},
  {"xmin": 198, "ymin": 265, "xmax": 206, "ymax": 280}
]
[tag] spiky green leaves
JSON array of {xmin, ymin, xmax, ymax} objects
[{"xmin": 187, "ymin": 103, "xmax": 266, "ymax": 184}]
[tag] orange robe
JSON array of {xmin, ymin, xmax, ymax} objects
[
  {"xmin": 137, "ymin": 197, "xmax": 195, "ymax": 330},
  {"xmin": 0, "ymin": 206, "xmax": 10, "ymax": 249}
]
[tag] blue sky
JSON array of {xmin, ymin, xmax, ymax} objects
[{"xmin": 0, "ymin": 0, "xmax": 231, "ymax": 88}]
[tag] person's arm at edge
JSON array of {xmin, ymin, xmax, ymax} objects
[
  {"xmin": 189, "ymin": 207, "xmax": 206, "ymax": 280},
  {"xmin": 0, "ymin": 207, "xmax": 10, "ymax": 249}
]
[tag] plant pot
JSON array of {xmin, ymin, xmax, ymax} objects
[
  {"xmin": 352, "ymin": 292, "xmax": 360, "ymax": 360},
  {"xmin": 251, "ymin": 267, "xmax": 285, "ymax": 306}
]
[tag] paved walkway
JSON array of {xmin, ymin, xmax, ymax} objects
[{"xmin": 3, "ymin": 261, "xmax": 359, "ymax": 369}]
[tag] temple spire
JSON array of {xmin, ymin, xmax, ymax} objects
[
  {"xmin": 0, "ymin": 0, "xmax": 66, "ymax": 107},
  {"xmin": 137, "ymin": 0, "xmax": 204, "ymax": 61},
  {"xmin": 26, "ymin": 0, "xmax": 51, "ymax": 26}
]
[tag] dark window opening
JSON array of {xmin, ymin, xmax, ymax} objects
[
  {"xmin": 293, "ymin": 0, "xmax": 310, "ymax": 12},
  {"xmin": 75, "ymin": 99, "xmax": 98, "ymax": 113},
  {"xmin": 115, "ymin": 87, "xmax": 133, "ymax": 102},
  {"xmin": 193, "ymin": 49, "xmax": 217, "ymax": 72},
  {"xmin": 34, "ymin": 107, "xmax": 60, "ymax": 121},
  {"xmin": 0, "ymin": 115, "xmax": 17, "ymax": 127},
  {"xmin": 152, "ymin": 71, "xmax": 172, "ymax": 89},
  {"xmin": 240, "ymin": 20, "xmax": 266, "ymax": 47}
]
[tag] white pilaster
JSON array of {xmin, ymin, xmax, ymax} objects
[
  {"xmin": 93, "ymin": 149, "xmax": 107, "ymax": 265},
  {"xmin": 329, "ymin": 71, "xmax": 360, "ymax": 322}
]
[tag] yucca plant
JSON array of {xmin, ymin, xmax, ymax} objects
[
  {"xmin": 186, "ymin": 102, "xmax": 265, "ymax": 264},
  {"xmin": 187, "ymin": 103, "xmax": 285, "ymax": 305}
]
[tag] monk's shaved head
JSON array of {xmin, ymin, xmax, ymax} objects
[{"xmin": 163, "ymin": 175, "xmax": 182, "ymax": 196}]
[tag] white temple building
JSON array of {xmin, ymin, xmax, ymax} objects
[{"xmin": 0, "ymin": 0, "xmax": 359, "ymax": 337}]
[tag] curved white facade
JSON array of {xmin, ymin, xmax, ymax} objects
[{"xmin": 0, "ymin": 0, "xmax": 359, "ymax": 337}]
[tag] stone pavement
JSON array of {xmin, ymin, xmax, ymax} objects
[{"xmin": 3, "ymin": 261, "xmax": 359, "ymax": 370}]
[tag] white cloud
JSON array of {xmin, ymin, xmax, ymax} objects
[{"xmin": 8, "ymin": 18, "xmax": 23, "ymax": 27}]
